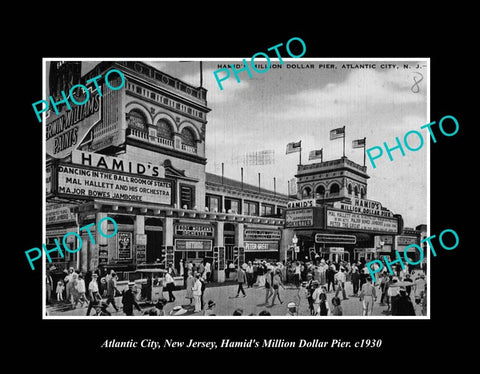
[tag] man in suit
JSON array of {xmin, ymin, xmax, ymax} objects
[
  {"xmin": 106, "ymin": 272, "xmax": 119, "ymax": 312},
  {"xmin": 46, "ymin": 266, "xmax": 54, "ymax": 304},
  {"xmin": 235, "ymin": 266, "xmax": 247, "ymax": 297},
  {"xmin": 122, "ymin": 283, "xmax": 142, "ymax": 316}
]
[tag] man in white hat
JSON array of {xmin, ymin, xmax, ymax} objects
[
  {"xmin": 86, "ymin": 273, "xmax": 101, "ymax": 316},
  {"xmin": 286, "ymin": 302, "xmax": 297, "ymax": 316}
]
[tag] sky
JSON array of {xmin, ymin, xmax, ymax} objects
[{"xmin": 74, "ymin": 59, "xmax": 428, "ymax": 228}]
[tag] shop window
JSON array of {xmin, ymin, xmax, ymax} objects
[
  {"xmin": 206, "ymin": 194, "xmax": 222, "ymax": 212},
  {"xmin": 225, "ymin": 198, "xmax": 241, "ymax": 214},
  {"xmin": 261, "ymin": 204, "xmax": 274, "ymax": 217},
  {"xmin": 244, "ymin": 201, "xmax": 258, "ymax": 216},
  {"xmin": 156, "ymin": 119, "xmax": 174, "ymax": 140},
  {"xmin": 127, "ymin": 109, "xmax": 147, "ymax": 131},
  {"xmin": 329, "ymin": 183, "xmax": 340, "ymax": 195},
  {"xmin": 180, "ymin": 184, "xmax": 195, "ymax": 209}
]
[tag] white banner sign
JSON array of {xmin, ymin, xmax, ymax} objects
[
  {"xmin": 72, "ymin": 150, "xmax": 164, "ymax": 178},
  {"xmin": 287, "ymin": 198, "xmax": 316, "ymax": 209},
  {"xmin": 285, "ymin": 208, "xmax": 314, "ymax": 228}
]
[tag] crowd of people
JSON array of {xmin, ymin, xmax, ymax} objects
[
  {"xmin": 46, "ymin": 266, "xmax": 145, "ymax": 316},
  {"xmin": 46, "ymin": 255, "xmax": 427, "ymax": 317},
  {"xmin": 181, "ymin": 256, "xmax": 427, "ymax": 317},
  {"xmin": 256, "ymin": 257, "xmax": 427, "ymax": 316}
]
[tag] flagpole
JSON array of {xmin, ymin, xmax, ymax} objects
[
  {"xmin": 342, "ymin": 126, "xmax": 346, "ymax": 158},
  {"xmin": 363, "ymin": 137, "xmax": 366, "ymax": 167},
  {"xmin": 241, "ymin": 167, "xmax": 244, "ymax": 190},
  {"xmin": 299, "ymin": 141, "xmax": 302, "ymax": 165}
]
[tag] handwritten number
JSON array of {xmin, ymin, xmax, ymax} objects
[{"xmin": 411, "ymin": 72, "xmax": 423, "ymax": 93}]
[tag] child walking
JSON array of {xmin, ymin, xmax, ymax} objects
[{"xmin": 56, "ymin": 280, "xmax": 64, "ymax": 301}]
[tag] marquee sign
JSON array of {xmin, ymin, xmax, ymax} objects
[
  {"xmin": 334, "ymin": 197, "xmax": 393, "ymax": 218},
  {"xmin": 174, "ymin": 224, "xmax": 214, "ymax": 237},
  {"xmin": 285, "ymin": 208, "xmax": 314, "ymax": 228},
  {"xmin": 287, "ymin": 198, "xmax": 316, "ymax": 209},
  {"xmin": 175, "ymin": 239, "xmax": 212, "ymax": 251},
  {"xmin": 46, "ymin": 203, "xmax": 77, "ymax": 224},
  {"xmin": 326, "ymin": 208, "xmax": 398, "ymax": 234},
  {"xmin": 72, "ymin": 150, "xmax": 164, "ymax": 178},
  {"xmin": 244, "ymin": 229, "xmax": 281, "ymax": 241},
  {"xmin": 396, "ymin": 236, "xmax": 418, "ymax": 246},
  {"xmin": 54, "ymin": 162, "xmax": 174, "ymax": 205},
  {"xmin": 244, "ymin": 242, "xmax": 278, "ymax": 251}
]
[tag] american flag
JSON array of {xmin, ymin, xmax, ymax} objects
[
  {"xmin": 286, "ymin": 141, "xmax": 301, "ymax": 154},
  {"xmin": 352, "ymin": 138, "xmax": 366, "ymax": 148},
  {"xmin": 308, "ymin": 149, "xmax": 323, "ymax": 160},
  {"xmin": 330, "ymin": 127, "xmax": 345, "ymax": 140}
]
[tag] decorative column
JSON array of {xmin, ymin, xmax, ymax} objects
[
  {"xmin": 280, "ymin": 228, "xmax": 295, "ymax": 263},
  {"xmin": 96, "ymin": 212, "xmax": 108, "ymax": 271},
  {"xmin": 163, "ymin": 217, "xmax": 175, "ymax": 268},
  {"xmin": 134, "ymin": 215, "xmax": 146, "ymax": 266},
  {"xmin": 214, "ymin": 221, "xmax": 225, "ymax": 283}
]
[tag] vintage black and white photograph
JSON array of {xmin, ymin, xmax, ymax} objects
[{"xmin": 43, "ymin": 58, "xmax": 430, "ymax": 318}]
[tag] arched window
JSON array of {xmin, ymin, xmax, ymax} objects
[
  {"xmin": 157, "ymin": 119, "xmax": 174, "ymax": 140},
  {"xmin": 127, "ymin": 109, "xmax": 147, "ymax": 131},
  {"xmin": 329, "ymin": 183, "xmax": 340, "ymax": 195},
  {"xmin": 354, "ymin": 185, "xmax": 359, "ymax": 197},
  {"xmin": 361, "ymin": 188, "xmax": 366, "ymax": 199},
  {"xmin": 181, "ymin": 127, "xmax": 196, "ymax": 147},
  {"xmin": 315, "ymin": 185, "xmax": 325, "ymax": 198},
  {"xmin": 302, "ymin": 186, "xmax": 312, "ymax": 198},
  {"xmin": 348, "ymin": 184, "xmax": 353, "ymax": 195}
]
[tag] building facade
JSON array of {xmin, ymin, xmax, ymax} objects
[
  {"xmin": 45, "ymin": 61, "xmax": 426, "ymax": 283},
  {"xmin": 285, "ymin": 156, "xmax": 407, "ymax": 264},
  {"xmin": 46, "ymin": 61, "xmax": 287, "ymax": 281}
]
